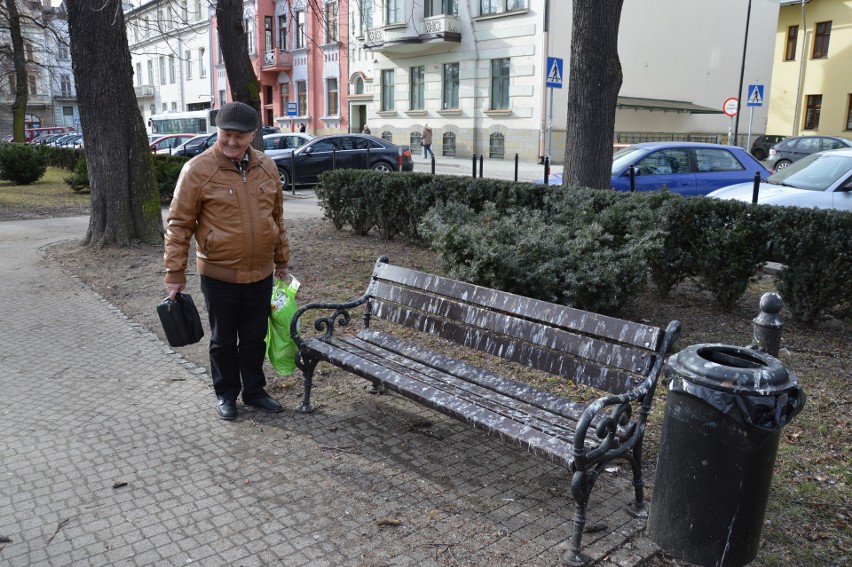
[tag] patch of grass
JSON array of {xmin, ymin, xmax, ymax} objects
[{"xmin": 0, "ymin": 167, "xmax": 90, "ymax": 220}]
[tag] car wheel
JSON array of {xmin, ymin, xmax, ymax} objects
[
  {"xmin": 278, "ymin": 166, "xmax": 290, "ymax": 188},
  {"xmin": 752, "ymin": 148, "xmax": 766, "ymax": 160},
  {"xmin": 774, "ymin": 160, "xmax": 791, "ymax": 172},
  {"xmin": 371, "ymin": 161, "xmax": 394, "ymax": 173}
]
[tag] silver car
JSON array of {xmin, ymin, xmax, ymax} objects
[
  {"xmin": 708, "ymin": 148, "xmax": 852, "ymax": 211},
  {"xmin": 765, "ymin": 135, "xmax": 852, "ymax": 172}
]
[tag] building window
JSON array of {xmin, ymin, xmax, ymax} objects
[
  {"xmin": 784, "ymin": 25, "xmax": 798, "ymax": 61},
  {"xmin": 812, "ymin": 21, "xmax": 831, "ymax": 59},
  {"xmin": 490, "ymin": 58, "xmax": 510, "ymax": 109},
  {"xmin": 387, "ymin": 0, "xmax": 402, "ymax": 24},
  {"xmin": 185, "ymin": 50, "xmax": 193, "ymax": 79},
  {"xmin": 171, "ymin": 102, "xmax": 178, "ymax": 111},
  {"xmin": 60, "ymin": 75, "xmax": 71, "ymax": 98},
  {"xmin": 361, "ymin": 0, "xmax": 373, "ymax": 30},
  {"xmin": 425, "ymin": 0, "xmax": 458, "ymax": 17},
  {"xmin": 804, "ymin": 94, "xmax": 822, "ymax": 130},
  {"xmin": 410, "ymin": 66, "xmax": 424, "ymax": 110},
  {"xmin": 169, "ymin": 55, "xmax": 176, "ymax": 83},
  {"xmin": 480, "ymin": 0, "xmax": 524, "ymax": 16},
  {"xmin": 442, "ymin": 63, "xmax": 459, "ymax": 109},
  {"xmin": 297, "ymin": 80, "xmax": 307, "ymax": 115},
  {"xmin": 265, "ymin": 16, "xmax": 274, "ymax": 52},
  {"xmin": 326, "ymin": 78, "xmax": 338, "ymax": 115},
  {"xmin": 218, "ymin": 90, "xmax": 227, "ymax": 107},
  {"xmin": 280, "ymin": 83, "xmax": 289, "ymax": 112},
  {"xmin": 489, "ymin": 132, "xmax": 505, "ymax": 159},
  {"xmin": 159, "ymin": 56, "xmax": 166, "ymax": 84},
  {"xmin": 246, "ymin": 16, "xmax": 256, "ymax": 53},
  {"xmin": 278, "ymin": 14, "xmax": 288, "ymax": 50},
  {"xmin": 326, "ymin": 2, "xmax": 338, "ymax": 43},
  {"xmin": 410, "ymin": 131, "xmax": 423, "ymax": 154},
  {"xmin": 135, "ymin": 63, "xmax": 142, "ymax": 86},
  {"xmin": 147, "ymin": 60, "xmax": 154, "ymax": 85},
  {"xmin": 442, "ymin": 131, "xmax": 456, "ymax": 156},
  {"xmin": 355, "ymin": 76, "xmax": 364, "ymax": 94},
  {"xmin": 199, "ymin": 48, "xmax": 206, "ymax": 78},
  {"xmin": 847, "ymin": 94, "xmax": 852, "ymax": 131},
  {"xmin": 381, "ymin": 69, "xmax": 394, "ymax": 111},
  {"xmin": 162, "ymin": 103, "xmax": 168, "ymax": 112},
  {"xmin": 295, "ymin": 11, "xmax": 306, "ymax": 49},
  {"xmin": 58, "ymin": 46, "xmax": 69, "ymax": 60},
  {"xmin": 381, "ymin": 130, "xmax": 393, "ymax": 142}
]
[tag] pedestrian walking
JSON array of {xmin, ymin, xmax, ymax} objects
[
  {"xmin": 422, "ymin": 123, "xmax": 435, "ymax": 159},
  {"xmin": 163, "ymin": 101, "xmax": 290, "ymax": 421},
  {"xmin": 362, "ymin": 124, "xmax": 371, "ymax": 135},
  {"xmin": 298, "ymin": 123, "xmax": 306, "ymax": 133}
]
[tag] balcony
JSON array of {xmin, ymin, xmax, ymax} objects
[
  {"xmin": 364, "ymin": 15, "xmax": 461, "ymax": 56},
  {"xmin": 0, "ymin": 93, "xmax": 51, "ymax": 106},
  {"xmin": 261, "ymin": 49, "xmax": 293, "ymax": 71},
  {"xmin": 134, "ymin": 85, "xmax": 155, "ymax": 98}
]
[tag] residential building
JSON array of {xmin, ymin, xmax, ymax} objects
[
  {"xmin": 126, "ymin": 0, "xmax": 214, "ymax": 132},
  {"xmin": 0, "ymin": 0, "xmax": 79, "ymax": 135},
  {"xmin": 352, "ymin": 0, "xmax": 780, "ymax": 162},
  {"xmin": 211, "ymin": 1, "xmax": 348, "ymax": 136},
  {"xmin": 766, "ymin": 0, "xmax": 852, "ymax": 137}
]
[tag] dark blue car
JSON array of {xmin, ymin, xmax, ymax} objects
[{"xmin": 540, "ymin": 142, "xmax": 770, "ymax": 196}]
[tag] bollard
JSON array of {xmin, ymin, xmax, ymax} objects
[
  {"xmin": 290, "ymin": 152, "xmax": 296, "ymax": 195},
  {"xmin": 544, "ymin": 156, "xmax": 550, "ymax": 185},
  {"xmin": 514, "ymin": 153, "xmax": 519, "ymax": 182},
  {"xmin": 751, "ymin": 171, "xmax": 761, "ymax": 204},
  {"xmin": 431, "ymin": 155, "xmax": 435, "ymax": 174},
  {"xmin": 472, "ymin": 153, "xmax": 477, "ymax": 178},
  {"xmin": 398, "ymin": 147, "xmax": 403, "ymax": 172},
  {"xmin": 479, "ymin": 154, "xmax": 484, "ymax": 178},
  {"xmin": 752, "ymin": 292, "xmax": 784, "ymax": 357},
  {"xmin": 629, "ymin": 164, "xmax": 636, "ymax": 192},
  {"xmin": 366, "ymin": 145, "xmax": 370, "ymax": 168}
]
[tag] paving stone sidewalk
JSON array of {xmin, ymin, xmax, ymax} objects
[{"xmin": 0, "ymin": 214, "xmax": 659, "ymax": 566}]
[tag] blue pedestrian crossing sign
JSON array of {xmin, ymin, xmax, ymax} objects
[
  {"xmin": 747, "ymin": 84, "xmax": 764, "ymax": 107},
  {"xmin": 546, "ymin": 57, "xmax": 563, "ymax": 89}
]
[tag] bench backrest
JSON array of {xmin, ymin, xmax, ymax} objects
[{"xmin": 366, "ymin": 259, "xmax": 668, "ymax": 396}]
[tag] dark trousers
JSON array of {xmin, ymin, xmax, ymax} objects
[{"xmin": 200, "ymin": 274, "xmax": 272, "ymax": 403}]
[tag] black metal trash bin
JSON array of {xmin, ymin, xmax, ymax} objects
[{"xmin": 647, "ymin": 344, "xmax": 805, "ymax": 567}]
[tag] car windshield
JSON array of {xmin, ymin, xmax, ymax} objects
[
  {"xmin": 611, "ymin": 147, "xmax": 648, "ymax": 175},
  {"xmin": 767, "ymin": 153, "xmax": 852, "ymax": 191}
]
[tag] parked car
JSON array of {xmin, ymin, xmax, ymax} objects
[
  {"xmin": 708, "ymin": 148, "xmax": 852, "ymax": 211},
  {"xmin": 272, "ymin": 134, "xmax": 414, "ymax": 187},
  {"xmin": 172, "ymin": 132, "xmax": 217, "ymax": 157},
  {"xmin": 50, "ymin": 133, "xmax": 83, "ymax": 147},
  {"xmin": 536, "ymin": 142, "xmax": 769, "ymax": 196},
  {"xmin": 262, "ymin": 125, "xmax": 279, "ymax": 135},
  {"xmin": 765, "ymin": 135, "xmax": 852, "ymax": 172},
  {"xmin": 750, "ymin": 134, "xmax": 786, "ymax": 160},
  {"xmin": 262, "ymin": 132, "xmax": 313, "ymax": 159},
  {"xmin": 150, "ymin": 133, "xmax": 196, "ymax": 154}
]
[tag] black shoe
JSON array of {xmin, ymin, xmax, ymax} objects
[
  {"xmin": 245, "ymin": 395, "xmax": 283, "ymax": 413},
  {"xmin": 217, "ymin": 398, "xmax": 237, "ymax": 420}
]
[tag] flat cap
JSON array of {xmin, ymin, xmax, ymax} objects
[{"xmin": 216, "ymin": 101, "xmax": 258, "ymax": 132}]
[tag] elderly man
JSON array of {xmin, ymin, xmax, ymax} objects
[{"xmin": 163, "ymin": 101, "xmax": 290, "ymax": 420}]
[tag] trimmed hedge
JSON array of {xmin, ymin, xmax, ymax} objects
[{"xmin": 314, "ymin": 170, "xmax": 851, "ymax": 323}]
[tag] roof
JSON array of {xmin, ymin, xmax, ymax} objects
[{"xmin": 616, "ymin": 96, "xmax": 723, "ymax": 115}]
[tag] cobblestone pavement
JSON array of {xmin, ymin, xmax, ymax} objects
[{"xmin": 0, "ymin": 189, "xmax": 659, "ymax": 566}]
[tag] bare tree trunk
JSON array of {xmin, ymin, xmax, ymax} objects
[
  {"xmin": 4, "ymin": 0, "xmax": 28, "ymax": 142},
  {"xmin": 216, "ymin": 0, "xmax": 262, "ymax": 148},
  {"xmin": 563, "ymin": 0, "xmax": 624, "ymax": 190},
  {"xmin": 66, "ymin": 0, "xmax": 161, "ymax": 247}
]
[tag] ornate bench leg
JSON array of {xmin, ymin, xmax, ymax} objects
[
  {"xmin": 626, "ymin": 441, "xmax": 648, "ymax": 518},
  {"xmin": 367, "ymin": 379, "xmax": 385, "ymax": 395},
  {"xmin": 295, "ymin": 357, "xmax": 319, "ymax": 414},
  {"xmin": 563, "ymin": 470, "xmax": 593, "ymax": 566}
]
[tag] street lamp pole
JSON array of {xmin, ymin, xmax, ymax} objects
[{"xmin": 733, "ymin": 0, "xmax": 753, "ymax": 147}]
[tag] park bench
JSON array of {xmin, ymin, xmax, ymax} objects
[{"xmin": 289, "ymin": 256, "xmax": 681, "ymax": 565}]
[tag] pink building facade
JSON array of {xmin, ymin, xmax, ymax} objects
[{"xmin": 212, "ymin": 0, "xmax": 349, "ymax": 135}]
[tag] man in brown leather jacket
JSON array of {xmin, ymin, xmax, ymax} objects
[{"xmin": 163, "ymin": 101, "xmax": 290, "ymax": 420}]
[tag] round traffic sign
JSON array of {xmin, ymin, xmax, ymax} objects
[{"xmin": 723, "ymin": 97, "xmax": 739, "ymax": 117}]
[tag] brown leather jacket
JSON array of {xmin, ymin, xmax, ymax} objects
[{"xmin": 163, "ymin": 143, "xmax": 289, "ymax": 285}]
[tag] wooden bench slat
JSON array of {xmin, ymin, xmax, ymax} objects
[
  {"xmin": 370, "ymin": 280, "xmax": 655, "ymax": 376},
  {"xmin": 373, "ymin": 262, "xmax": 663, "ymax": 350},
  {"xmin": 356, "ymin": 329, "xmax": 589, "ymax": 422},
  {"xmin": 303, "ymin": 336, "xmax": 576, "ymax": 466},
  {"xmin": 371, "ymin": 299, "xmax": 644, "ymax": 394}
]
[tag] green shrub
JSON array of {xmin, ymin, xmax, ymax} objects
[
  {"xmin": 0, "ymin": 142, "xmax": 47, "ymax": 184},
  {"xmin": 152, "ymin": 154, "xmax": 188, "ymax": 203},
  {"xmin": 771, "ymin": 207, "xmax": 852, "ymax": 325},
  {"xmin": 36, "ymin": 145, "xmax": 82, "ymax": 170},
  {"xmin": 64, "ymin": 157, "xmax": 89, "ymax": 193}
]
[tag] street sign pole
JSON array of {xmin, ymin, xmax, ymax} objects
[
  {"xmin": 544, "ymin": 56, "xmax": 563, "ymax": 164},
  {"xmin": 547, "ymin": 88, "xmax": 554, "ymax": 161}
]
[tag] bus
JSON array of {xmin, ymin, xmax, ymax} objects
[{"xmin": 150, "ymin": 109, "xmax": 218, "ymax": 136}]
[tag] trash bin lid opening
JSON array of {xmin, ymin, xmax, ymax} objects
[{"xmin": 696, "ymin": 346, "xmax": 767, "ymax": 369}]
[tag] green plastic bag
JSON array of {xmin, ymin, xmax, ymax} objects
[{"xmin": 265, "ymin": 276, "xmax": 300, "ymax": 376}]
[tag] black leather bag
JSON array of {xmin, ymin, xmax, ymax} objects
[{"xmin": 157, "ymin": 292, "xmax": 204, "ymax": 347}]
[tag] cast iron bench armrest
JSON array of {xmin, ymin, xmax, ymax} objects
[{"xmin": 289, "ymin": 293, "xmax": 370, "ymax": 349}]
